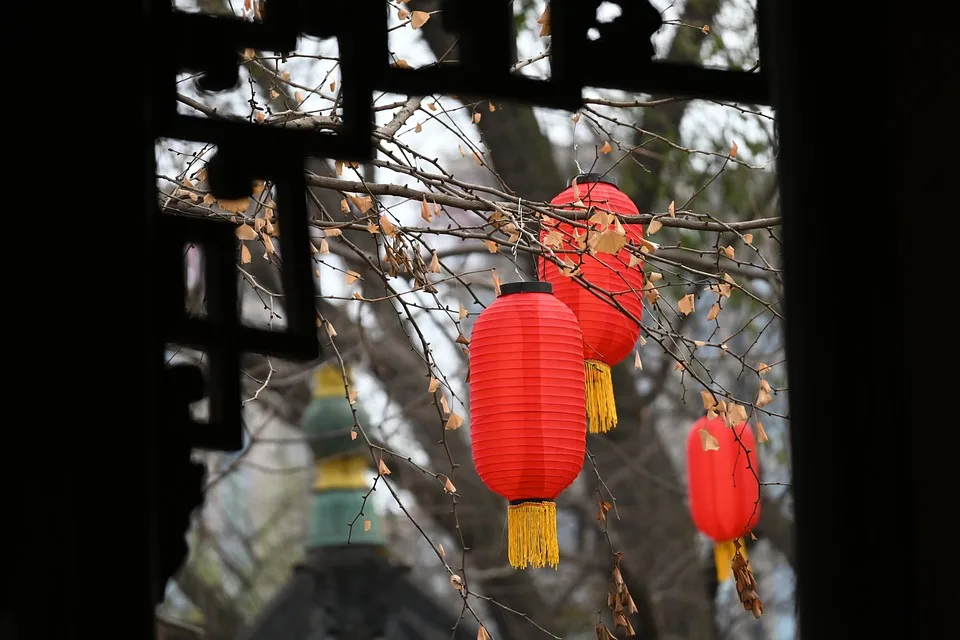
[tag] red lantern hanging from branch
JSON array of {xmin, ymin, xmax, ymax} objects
[
  {"xmin": 686, "ymin": 415, "xmax": 762, "ymax": 582},
  {"xmin": 538, "ymin": 174, "xmax": 646, "ymax": 434},
  {"xmin": 469, "ymin": 281, "xmax": 586, "ymax": 569}
]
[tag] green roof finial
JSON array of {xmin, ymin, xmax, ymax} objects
[{"xmin": 302, "ymin": 362, "xmax": 368, "ymax": 460}]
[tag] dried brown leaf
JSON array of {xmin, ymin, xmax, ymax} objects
[
  {"xmin": 699, "ymin": 428, "xmax": 720, "ymax": 452},
  {"xmin": 240, "ymin": 243, "xmax": 252, "ymax": 264},
  {"xmin": 643, "ymin": 280, "xmax": 660, "ymax": 304},
  {"xmin": 537, "ymin": 6, "xmax": 551, "ymax": 36},
  {"xmin": 410, "ymin": 10, "xmax": 431, "ymax": 29},
  {"xmin": 420, "ymin": 197, "xmax": 432, "ymax": 222},
  {"xmin": 678, "ymin": 293, "xmax": 696, "ymax": 316},
  {"xmin": 261, "ymin": 234, "xmax": 275, "ymax": 256},
  {"xmin": 345, "ymin": 270, "xmax": 361, "ymax": 285},
  {"xmin": 543, "ymin": 229, "xmax": 564, "ymax": 248},
  {"xmin": 648, "ymin": 218, "xmax": 663, "ymax": 235},
  {"xmin": 634, "ymin": 351, "xmax": 642, "ymax": 370},
  {"xmin": 707, "ymin": 303, "xmax": 721, "ymax": 321},
  {"xmin": 725, "ymin": 403, "xmax": 749, "ymax": 427},
  {"xmin": 220, "ymin": 197, "xmax": 251, "ymax": 213},
  {"xmin": 442, "ymin": 475, "xmax": 457, "ymax": 494},
  {"xmin": 701, "ymin": 389, "xmax": 718, "ymax": 411},
  {"xmin": 744, "ymin": 233, "xmax": 754, "ymax": 245},
  {"xmin": 595, "ymin": 623, "xmax": 616, "ymax": 640},
  {"xmin": 756, "ymin": 421, "xmax": 769, "ymax": 443},
  {"xmin": 636, "ymin": 236, "xmax": 659, "ymax": 253},
  {"xmin": 599, "ymin": 140, "xmax": 613, "ymax": 154},
  {"xmin": 588, "ymin": 228, "xmax": 628, "ymax": 254},
  {"xmin": 756, "ymin": 387, "xmax": 774, "ymax": 408},
  {"xmin": 234, "ymin": 224, "xmax": 257, "ymax": 240},
  {"xmin": 348, "ymin": 194, "xmax": 374, "ymax": 214},
  {"xmin": 377, "ymin": 458, "xmax": 392, "ymax": 476}
]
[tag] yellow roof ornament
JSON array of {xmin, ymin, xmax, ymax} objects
[{"xmin": 312, "ymin": 362, "xmax": 355, "ymax": 398}]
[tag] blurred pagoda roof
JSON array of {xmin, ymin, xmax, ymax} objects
[{"xmin": 234, "ymin": 547, "xmax": 475, "ymax": 640}]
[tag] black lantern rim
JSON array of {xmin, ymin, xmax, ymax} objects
[
  {"xmin": 499, "ymin": 281, "xmax": 553, "ymax": 296},
  {"xmin": 567, "ymin": 173, "xmax": 619, "ymax": 189}
]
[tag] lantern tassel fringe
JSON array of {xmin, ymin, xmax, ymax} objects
[
  {"xmin": 585, "ymin": 360, "xmax": 618, "ymax": 434},
  {"xmin": 507, "ymin": 502, "xmax": 560, "ymax": 570},
  {"xmin": 714, "ymin": 538, "xmax": 748, "ymax": 583}
]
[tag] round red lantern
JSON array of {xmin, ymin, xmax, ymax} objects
[
  {"xmin": 470, "ymin": 281, "xmax": 586, "ymax": 569},
  {"xmin": 686, "ymin": 416, "xmax": 762, "ymax": 582},
  {"xmin": 537, "ymin": 174, "xmax": 645, "ymax": 434}
]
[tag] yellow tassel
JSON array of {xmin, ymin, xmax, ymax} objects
[
  {"xmin": 507, "ymin": 501, "xmax": 560, "ymax": 570},
  {"xmin": 585, "ymin": 359, "xmax": 618, "ymax": 433},
  {"xmin": 714, "ymin": 538, "xmax": 747, "ymax": 582},
  {"xmin": 314, "ymin": 455, "xmax": 369, "ymax": 491}
]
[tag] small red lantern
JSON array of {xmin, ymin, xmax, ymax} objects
[
  {"xmin": 538, "ymin": 174, "xmax": 645, "ymax": 433},
  {"xmin": 470, "ymin": 281, "xmax": 586, "ymax": 569},
  {"xmin": 686, "ymin": 416, "xmax": 762, "ymax": 582}
]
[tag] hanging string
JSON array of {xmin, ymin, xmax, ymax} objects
[
  {"xmin": 572, "ymin": 109, "xmax": 584, "ymax": 175},
  {"xmin": 513, "ymin": 195, "xmax": 526, "ymax": 281}
]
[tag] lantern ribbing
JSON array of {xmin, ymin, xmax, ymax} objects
[
  {"xmin": 686, "ymin": 416, "xmax": 761, "ymax": 582},
  {"xmin": 469, "ymin": 281, "xmax": 586, "ymax": 570},
  {"xmin": 538, "ymin": 175, "xmax": 645, "ymax": 434}
]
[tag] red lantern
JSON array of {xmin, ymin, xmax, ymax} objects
[
  {"xmin": 470, "ymin": 281, "xmax": 586, "ymax": 569},
  {"xmin": 686, "ymin": 416, "xmax": 762, "ymax": 582},
  {"xmin": 537, "ymin": 174, "xmax": 646, "ymax": 434}
]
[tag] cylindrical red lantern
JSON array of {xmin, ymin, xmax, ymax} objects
[
  {"xmin": 470, "ymin": 281, "xmax": 586, "ymax": 569},
  {"xmin": 686, "ymin": 416, "xmax": 762, "ymax": 582},
  {"xmin": 537, "ymin": 174, "xmax": 645, "ymax": 434}
]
